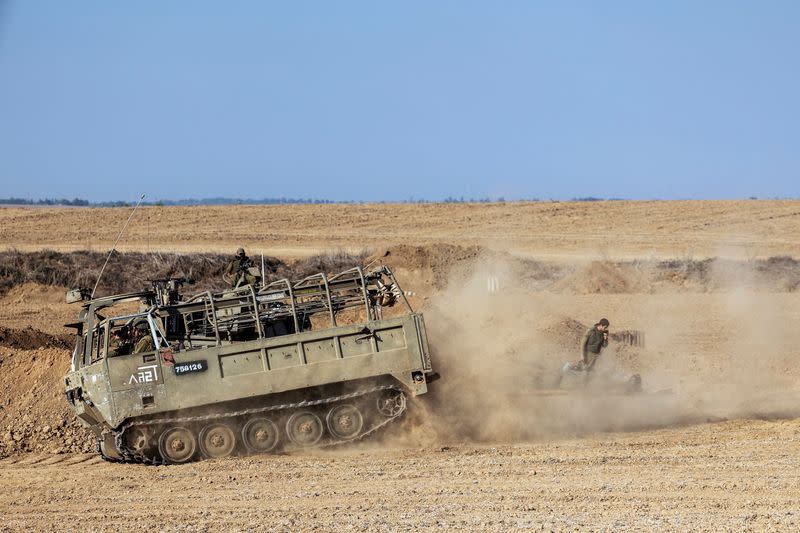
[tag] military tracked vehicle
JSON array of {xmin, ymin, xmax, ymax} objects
[{"xmin": 63, "ymin": 265, "xmax": 436, "ymax": 464}]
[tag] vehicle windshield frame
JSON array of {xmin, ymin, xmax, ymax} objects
[{"xmin": 90, "ymin": 311, "xmax": 168, "ymax": 362}]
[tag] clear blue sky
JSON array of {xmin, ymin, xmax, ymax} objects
[{"xmin": 1, "ymin": 1, "xmax": 798, "ymax": 202}]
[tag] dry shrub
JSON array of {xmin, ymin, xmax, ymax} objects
[
  {"xmin": 290, "ymin": 249, "xmax": 371, "ymax": 280},
  {"xmin": 0, "ymin": 249, "xmax": 370, "ymax": 297}
]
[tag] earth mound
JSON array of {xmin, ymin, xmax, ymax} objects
[
  {"xmin": 0, "ymin": 326, "xmax": 71, "ymax": 350},
  {"xmin": 368, "ymin": 244, "xmax": 483, "ymax": 290},
  {"xmin": 4, "ymin": 282, "xmax": 68, "ymax": 304},
  {"xmin": 0, "ymin": 345, "xmax": 93, "ymax": 458},
  {"xmin": 552, "ymin": 261, "xmax": 645, "ymax": 294},
  {"xmin": 536, "ymin": 315, "xmax": 587, "ymax": 350}
]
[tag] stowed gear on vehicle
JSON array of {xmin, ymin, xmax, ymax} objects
[{"xmin": 63, "ymin": 265, "xmax": 437, "ymax": 464}]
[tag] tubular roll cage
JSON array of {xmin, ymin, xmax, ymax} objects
[
  {"xmin": 73, "ymin": 265, "xmax": 411, "ymax": 366},
  {"xmin": 174, "ymin": 265, "xmax": 412, "ymax": 345}
]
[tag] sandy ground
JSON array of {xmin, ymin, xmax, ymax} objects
[
  {"xmin": 2, "ymin": 201, "xmax": 800, "ymax": 531},
  {"xmin": 2, "ymin": 200, "xmax": 800, "ymax": 259},
  {"xmin": 1, "ymin": 419, "xmax": 799, "ymax": 532}
]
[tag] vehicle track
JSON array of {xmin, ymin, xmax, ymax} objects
[{"xmin": 103, "ymin": 387, "xmax": 408, "ymax": 464}]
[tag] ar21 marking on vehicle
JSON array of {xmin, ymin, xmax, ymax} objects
[
  {"xmin": 174, "ymin": 360, "xmax": 208, "ymax": 376},
  {"xmin": 128, "ymin": 364, "xmax": 159, "ymax": 385}
]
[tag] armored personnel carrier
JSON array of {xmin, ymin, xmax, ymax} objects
[{"xmin": 63, "ymin": 265, "xmax": 436, "ymax": 464}]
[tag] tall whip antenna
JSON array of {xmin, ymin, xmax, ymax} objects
[{"xmin": 91, "ymin": 194, "xmax": 146, "ymax": 298}]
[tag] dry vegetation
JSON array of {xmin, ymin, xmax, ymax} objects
[{"xmin": 0, "ymin": 249, "xmax": 368, "ymax": 296}]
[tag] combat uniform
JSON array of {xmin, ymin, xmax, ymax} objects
[
  {"xmin": 581, "ymin": 327, "xmax": 608, "ymax": 369},
  {"xmin": 108, "ymin": 335, "xmax": 131, "ymax": 357},
  {"xmin": 131, "ymin": 320, "xmax": 154, "ymax": 354},
  {"xmin": 224, "ymin": 256, "xmax": 259, "ymax": 287},
  {"xmin": 133, "ymin": 335, "xmax": 154, "ymax": 354}
]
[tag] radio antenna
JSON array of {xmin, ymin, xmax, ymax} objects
[{"xmin": 91, "ymin": 194, "xmax": 146, "ymax": 298}]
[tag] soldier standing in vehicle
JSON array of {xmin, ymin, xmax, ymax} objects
[
  {"xmin": 223, "ymin": 248, "xmax": 260, "ymax": 287},
  {"xmin": 580, "ymin": 318, "xmax": 610, "ymax": 370}
]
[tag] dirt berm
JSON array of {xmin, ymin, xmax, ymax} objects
[{"xmin": 0, "ymin": 344, "xmax": 94, "ymax": 457}]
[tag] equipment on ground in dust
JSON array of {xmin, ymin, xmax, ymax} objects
[
  {"xmin": 63, "ymin": 265, "xmax": 436, "ymax": 464},
  {"xmin": 611, "ymin": 330, "xmax": 645, "ymax": 348},
  {"xmin": 557, "ymin": 363, "xmax": 643, "ymax": 394}
]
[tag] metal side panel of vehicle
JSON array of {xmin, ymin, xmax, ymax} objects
[
  {"xmin": 106, "ymin": 314, "xmax": 429, "ymax": 427},
  {"xmin": 64, "ymin": 362, "xmax": 114, "ymax": 435}
]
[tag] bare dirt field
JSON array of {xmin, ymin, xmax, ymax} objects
[
  {"xmin": 1, "ymin": 201, "xmax": 800, "ymax": 531},
  {"xmin": 1, "ymin": 419, "xmax": 799, "ymax": 532},
  {"xmin": 2, "ymin": 200, "xmax": 800, "ymax": 259}
]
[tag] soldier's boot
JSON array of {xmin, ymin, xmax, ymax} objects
[{"xmin": 556, "ymin": 361, "xmax": 582, "ymax": 388}]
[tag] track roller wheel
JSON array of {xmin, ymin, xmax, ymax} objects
[
  {"xmin": 125, "ymin": 426, "xmax": 155, "ymax": 456},
  {"xmin": 158, "ymin": 426, "xmax": 198, "ymax": 464},
  {"xmin": 199, "ymin": 423, "xmax": 237, "ymax": 459},
  {"xmin": 286, "ymin": 411, "xmax": 324, "ymax": 447},
  {"xmin": 326, "ymin": 404, "xmax": 364, "ymax": 440},
  {"xmin": 376, "ymin": 389, "xmax": 406, "ymax": 417},
  {"xmin": 241, "ymin": 417, "xmax": 280, "ymax": 453}
]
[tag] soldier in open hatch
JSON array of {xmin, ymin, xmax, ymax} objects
[{"xmin": 223, "ymin": 247, "xmax": 261, "ymax": 287}]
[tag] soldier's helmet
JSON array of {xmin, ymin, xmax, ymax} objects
[
  {"xmin": 132, "ymin": 319, "xmax": 149, "ymax": 333},
  {"xmin": 236, "ymin": 247, "xmax": 246, "ymax": 257}
]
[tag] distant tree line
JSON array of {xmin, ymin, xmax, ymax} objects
[
  {"xmin": 0, "ymin": 197, "xmax": 339, "ymax": 207},
  {"xmin": 442, "ymin": 196, "xmax": 518, "ymax": 203},
  {"xmin": 26, "ymin": 195, "xmax": 788, "ymax": 206},
  {"xmin": 150, "ymin": 197, "xmax": 338, "ymax": 206},
  {"xmin": 3, "ymin": 196, "xmax": 538, "ymax": 206},
  {"xmin": 0, "ymin": 197, "xmax": 90, "ymax": 206},
  {"xmin": 3, "ymin": 195, "xmax": 787, "ymax": 206}
]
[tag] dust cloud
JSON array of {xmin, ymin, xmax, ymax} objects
[
  {"xmin": 686, "ymin": 253, "xmax": 800, "ymax": 419},
  {"xmin": 417, "ymin": 254, "xmax": 800, "ymax": 445}
]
